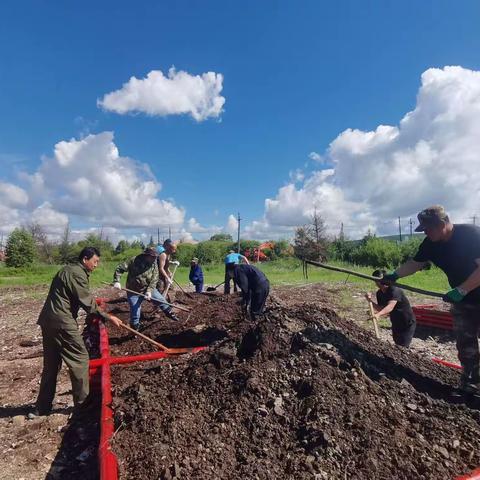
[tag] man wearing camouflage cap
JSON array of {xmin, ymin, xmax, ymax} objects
[
  {"xmin": 383, "ymin": 205, "xmax": 480, "ymax": 394},
  {"xmin": 113, "ymin": 247, "xmax": 179, "ymax": 330}
]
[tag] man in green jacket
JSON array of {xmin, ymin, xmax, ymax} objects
[
  {"xmin": 113, "ymin": 247, "xmax": 179, "ymax": 329},
  {"xmin": 35, "ymin": 247, "xmax": 122, "ymax": 416}
]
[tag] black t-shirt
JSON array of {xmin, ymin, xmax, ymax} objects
[
  {"xmin": 376, "ymin": 286, "xmax": 415, "ymax": 330},
  {"xmin": 413, "ymin": 224, "xmax": 480, "ymax": 303}
]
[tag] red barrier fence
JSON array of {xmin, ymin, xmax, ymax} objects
[{"xmin": 413, "ymin": 304, "xmax": 453, "ymax": 330}]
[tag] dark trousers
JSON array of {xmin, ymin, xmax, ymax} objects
[
  {"xmin": 452, "ymin": 303, "xmax": 480, "ymax": 384},
  {"xmin": 391, "ymin": 321, "xmax": 416, "ymax": 347},
  {"xmin": 36, "ymin": 325, "xmax": 90, "ymax": 413},
  {"xmin": 249, "ymin": 281, "xmax": 270, "ymax": 319},
  {"xmin": 224, "ymin": 263, "xmax": 237, "ymax": 294},
  {"xmin": 194, "ymin": 282, "xmax": 204, "ymax": 293}
]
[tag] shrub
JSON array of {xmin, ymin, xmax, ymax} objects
[{"xmin": 5, "ymin": 228, "xmax": 36, "ymax": 268}]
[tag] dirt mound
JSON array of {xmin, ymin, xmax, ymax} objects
[{"xmin": 108, "ymin": 294, "xmax": 480, "ymax": 480}]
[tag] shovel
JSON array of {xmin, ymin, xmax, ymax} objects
[
  {"xmin": 304, "ymin": 260, "xmax": 444, "ymax": 298},
  {"xmin": 163, "ymin": 261, "xmax": 179, "ymax": 297},
  {"xmin": 207, "ymin": 281, "xmax": 225, "ymax": 292},
  {"xmin": 115, "ymin": 321, "xmax": 193, "ymax": 355},
  {"xmin": 102, "ymin": 282, "xmax": 190, "ymax": 312},
  {"xmin": 173, "ymin": 277, "xmax": 194, "ymax": 299},
  {"xmin": 366, "ymin": 297, "xmax": 380, "ymax": 339}
]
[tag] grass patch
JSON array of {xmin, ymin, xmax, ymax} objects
[{"xmin": 0, "ymin": 258, "xmax": 450, "ymax": 295}]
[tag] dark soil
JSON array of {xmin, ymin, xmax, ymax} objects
[{"xmin": 108, "ymin": 293, "xmax": 480, "ymax": 480}]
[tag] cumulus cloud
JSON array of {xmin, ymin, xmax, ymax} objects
[
  {"xmin": 98, "ymin": 67, "xmax": 225, "ymax": 122},
  {"xmin": 26, "ymin": 131, "xmax": 185, "ymax": 228},
  {"xmin": 247, "ymin": 66, "xmax": 480, "ymax": 239},
  {"xmin": 226, "ymin": 214, "xmax": 238, "ymax": 235}
]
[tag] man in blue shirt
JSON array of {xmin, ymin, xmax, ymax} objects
[
  {"xmin": 189, "ymin": 257, "xmax": 204, "ymax": 293},
  {"xmin": 224, "ymin": 249, "xmax": 249, "ymax": 294}
]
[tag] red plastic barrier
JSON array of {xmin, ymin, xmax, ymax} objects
[
  {"xmin": 89, "ymin": 347, "xmax": 205, "ymax": 368},
  {"xmin": 91, "ymin": 316, "xmax": 206, "ymax": 480},
  {"xmin": 413, "ymin": 304, "xmax": 453, "ymax": 330},
  {"xmin": 98, "ymin": 322, "xmax": 118, "ymax": 480},
  {"xmin": 432, "ymin": 357, "xmax": 462, "ymax": 370}
]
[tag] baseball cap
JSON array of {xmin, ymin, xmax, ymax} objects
[{"xmin": 415, "ymin": 205, "xmax": 449, "ymax": 232}]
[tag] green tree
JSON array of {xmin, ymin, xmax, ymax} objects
[
  {"xmin": 293, "ymin": 210, "xmax": 329, "ymax": 261},
  {"xmin": 75, "ymin": 233, "xmax": 114, "ymax": 261},
  {"xmin": 210, "ymin": 233, "xmax": 233, "ymax": 242},
  {"xmin": 115, "ymin": 240, "xmax": 130, "ymax": 254},
  {"xmin": 195, "ymin": 241, "xmax": 231, "ymax": 264},
  {"xmin": 5, "ymin": 228, "xmax": 36, "ymax": 267},
  {"xmin": 175, "ymin": 243, "xmax": 197, "ymax": 266}
]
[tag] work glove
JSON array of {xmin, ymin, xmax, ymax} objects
[
  {"xmin": 381, "ymin": 272, "xmax": 399, "ymax": 284},
  {"xmin": 113, "ymin": 282, "xmax": 121, "ymax": 290},
  {"xmin": 442, "ymin": 287, "xmax": 466, "ymax": 303},
  {"xmin": 145, "ymin": 291, "xmax": 152, "ymax": 301},
  {"xmin": 170, "ymin": 260, "xmax": 180, "ymax": 266},
  {"xmin": 166, "ymin": 277, "xmax": 173, "ymax": 286}
]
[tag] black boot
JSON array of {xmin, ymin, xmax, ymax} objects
[{"xmin": 165, "ymin": 310, "xmax": 180, "ymax": 322}]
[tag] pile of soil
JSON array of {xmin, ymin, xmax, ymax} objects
[{"xmin": 107, "ymin": 293, "xmax": 480, "ymax": 480}]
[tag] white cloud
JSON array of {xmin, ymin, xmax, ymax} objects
[
  {"xmin": 247, "ymin": 66, "xmax": 480, "ymax": 239},
  {"xmin": 226, "ymin": 214, "xmax": 238, "ymax": 235},
  {"xmin": 98, "ymin": 67, "xmax": 225, "ymax": 122},
  {"xmin": 26, "ymin": 132, "xmax": 185, "ymax": 228},
  {"xmin": 308, "ymin": 151, "xmax": 324, "ymax": 163},
  {"xmin": 0, "ymin": 181, "xmax": 28, "ymax": 208}
]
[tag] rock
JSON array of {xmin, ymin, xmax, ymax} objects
[
  {"xmin": 258, "ymin": 406, "xmax": 269, "ymax": 417},
  {"xmin": 274, "ymin": 405, "xmax": 285, "ymax": 416},
  {"xmin": 406, "ymin": 403, "xmax": 417, "ymax": 411},
  {"xmin": 162, "ymin": 467, "xmax": 173, "ymax": 480},
  {"xmin": 47, "ymin": 414, "xmax": 66, "ymax": 429},
  {"xmin": 452, "ymin": 439, "xmax": 460, "ymax": 449},
  {"xmin": 274, "ymin": 397, "xmax": 283, "ymax": 408},
  {"xmin": 434, "ymin": 445, "xmax": 450, "ymax": 459},
  {"xmin": 12, "ymin": 415, "xmax": 25, "ymax": 426}
]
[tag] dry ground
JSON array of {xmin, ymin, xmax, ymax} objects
[{"xmin": 0, "ymin": 282, "xmax": 458, "ymax": 479}]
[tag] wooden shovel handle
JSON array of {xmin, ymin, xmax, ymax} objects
[
  {"xmin": 367, "ymin": 300, "xmax": 380, "ymax": 339},
  {"xmin": 117, "ymin": 321, "xmax": 171, "ymax": 351}
]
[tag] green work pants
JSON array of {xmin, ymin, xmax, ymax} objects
[{"xmin": 36, "ymin": 325, "xmax": 90, "ymax": 412}]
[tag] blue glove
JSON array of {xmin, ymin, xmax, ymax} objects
[
  {"xmin": 381, "ymin": 272, "xmax": 399, "ymax": 284},
  {"xmin": 442, "ymin": 288, "xmax": 466, "ymax": 303}
]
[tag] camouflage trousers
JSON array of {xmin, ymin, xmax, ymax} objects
[{"xmin": 451, "ymin": 303, "xmax": 480, "ymax": 384}]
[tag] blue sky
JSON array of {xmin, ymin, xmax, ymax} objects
[{"xmin": 1, "ymin": 1, "xmax": 480, "ymax": 242}]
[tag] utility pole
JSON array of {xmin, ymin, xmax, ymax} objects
[
  {"xmin": 237, "ymin": 212, "xmax": 241, "ymax": 253},
  {"xmin": 157, "ymin": 228, "xmax": 160, "ymax": 245},
  {"xmin": 340, "ymin": 222, "xmax": 344, "ymax": 240},
  {"xmin": 472, "ymin": 215, "xmax": 477, "ymax": 226},
  {"xmin": 398, "ymin": 217, "xmax": 402, "ymax": 242},
  {"xmin": 168, "ymin": 226, "xmax": 172, "ymax": 239},
  {"xmin": 409, "ymin": 218, "xmax": 413, "ymax": 238}
]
